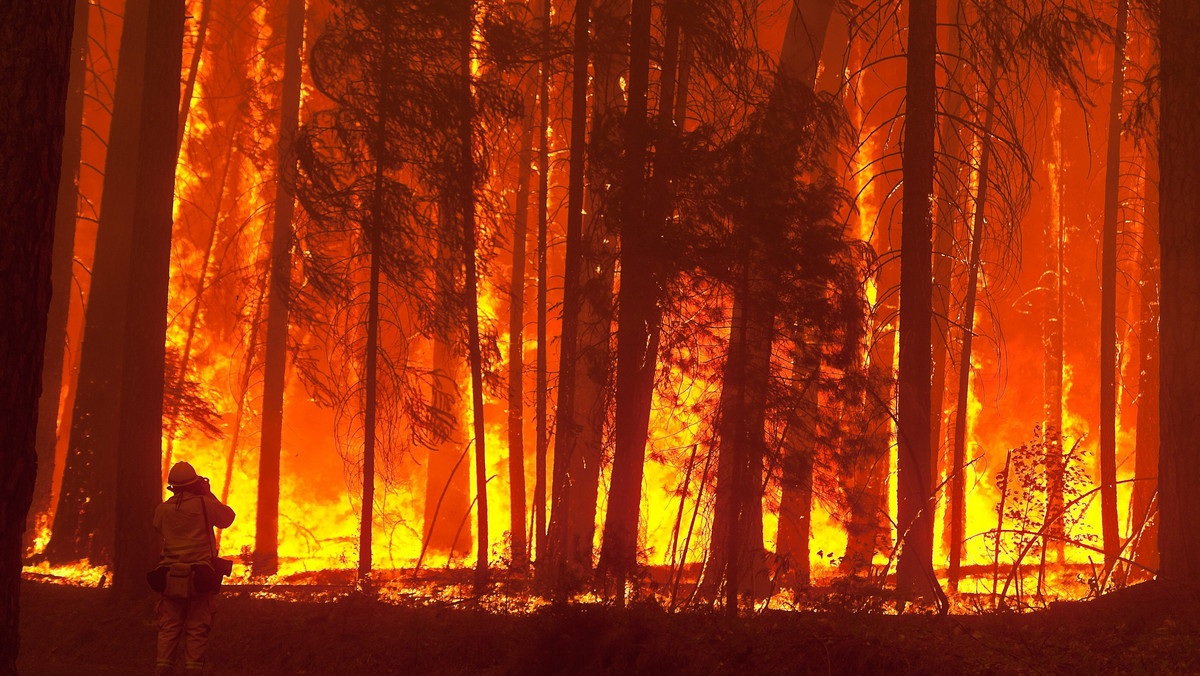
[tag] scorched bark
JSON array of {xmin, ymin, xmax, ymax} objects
[{"xmin": 0, "ymin": 0, "xmax": 75, "ymax": 669}]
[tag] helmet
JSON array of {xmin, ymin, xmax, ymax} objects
[{"xmin": 167, "ymin": 461, "xmax": 200, "ymax": 488}]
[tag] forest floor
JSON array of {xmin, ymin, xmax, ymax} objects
[{"xmin": 17, "ymin": 577, "xmax": 1200, "ymax": 675}]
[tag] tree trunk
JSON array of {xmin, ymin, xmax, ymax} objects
[
  {"xmin": 598, "ymin": 0, "xmax": 653, "ymax": 600},
  {"xmin": 1156, "ymin": 0, "xmax": 1200, "ymax": 582},
  {"xmin": 0, "ymin": 0, "xmax": 75, "ymax": 667},
  {"xmin": 1130, "ymin": 148, "xmax": 1159, "ymax": 574},
  {"xmin": 43, "ymin": 0, "xmax": 152, "ymax": 567},
  {"xmin": 543, "ymin": 0, "xmax": 591, "ymax": 588},
  {"xmin": 459, "ymin": 2, "xmax": 490, "ymax": 592},
  {"xmin": 506, "ymin": 59, "xmax": 535, "ymax": 572},
  {"xmin": 254, "ymin": 0, "xmax": 305, "ymax": 579},
  {"xmin": 359, "ymin": 174, "xmax": 382, "ymax": 582},
  {"xmin": 533, "ymin": 0, "xmax": 551, "ymax": 565},
  {"xmin": 111, "ymin": 0, "xmax": 185, "ymax": 599},
  {"xmin": 895, "ymin": 0, "xmax": 941, "ymax": 602},
  {"xmin": 946, "ymin": 69, "xmax": 997, "ymax": 591},
  {"xmin": 1099, "ymin": 0, "xmax": 1128, "ymax": 572},
  {"xmin": 29, "ymin": 0, "xmax": 90, "ymax": 554},
  {"xmin": 175, "ymin": 0, "xmax": 211, "ymax": 157}
]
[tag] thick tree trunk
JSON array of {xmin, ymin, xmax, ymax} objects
[
  {"xmin": 543, "ymin": 0, "xmax": 591, "ymax": 588},
  {"xmin": 1099, "ymin": 0, "xmax": 1128, "ymax": 572},
  {"xmin": 946, "ymin": 71, "xmax": 997, "ymax": 590},
  {"xmin": 111, "ymin": 0, "xmax": 185, "ymax": 599},
  {"xmin": 1156, "ymin": 0, "xmax": 1200, "ymax": 582},
  {"xmin": 895, "ymin": 0, "xmax": 941, "ymax": 602},
  {"xmin": 0, "ymin": 0, "xmax": 75, "ymax": 668},
  {"xmin": 43, "ymin": 0, "xmax": 152, "ymax": 567},
  {"xmin": 29, "ymin": 0, "xmax": 90, "ymax": 554},
  {"xmin": 254, "ymin": 0, "xmax": 305, "ymax": 578}
]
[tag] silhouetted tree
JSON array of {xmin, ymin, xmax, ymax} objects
[
  {"xmin": 44, "ymin": 0, "xmax": 153, "ymax": 566},
  {"xmin": 894, "ymin": 0, "xmax": 940, "ymax": 602},
  {"xmin": 255, "ymin": 0, "xmax": 306, "ymax": 578},
  {"xmin": 111, "ymin": 0, "xmax": 187, "ymax": 598},
  {"xmin": 0, "ymin": 0, "xmax": 76, "ymax": 668},
  {"xmin": 1156, "ymin": 0, "xmax": 1200, "ymax": 582},
  {"xmin": 1098, "ymin": 0, "xmax": 1129, "ymax": 572},
  {"xmin": 29, "ymin": 0, "xmax": 90, "ymax": 553}
]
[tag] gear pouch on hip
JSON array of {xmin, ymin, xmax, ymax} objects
[{"xmin": 164, "ymin": 562, "xmax": 195, "ymax": 599}]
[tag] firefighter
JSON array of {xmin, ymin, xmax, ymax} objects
[{"xmin": 153, "ymin": 461, "xmax": 235, "ymax": 676}]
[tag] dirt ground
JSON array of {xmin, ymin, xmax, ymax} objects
[{"xmin": 16, "ymin": 579, "xmax": 1200, "ymax": 675}]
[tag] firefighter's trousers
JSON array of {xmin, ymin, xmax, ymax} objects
[{"xmin": 156, "ymin": 591, "xmax": 216, "ymax": 672}]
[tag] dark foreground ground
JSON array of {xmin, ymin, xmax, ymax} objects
[{"xmin": 17, "ymin": 579, "xmax": 1200, "ymax": 675}]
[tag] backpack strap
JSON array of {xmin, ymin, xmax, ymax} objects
[{"xmin": 199, "ymin": 493, "xmax": 219, "ymax": 563}]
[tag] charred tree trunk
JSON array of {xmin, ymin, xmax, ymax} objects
[
  {"xmin": 505, "ymin": 63, "xmax": 535, "ymax": 572},
  {"xmin": 598, "ymin": 0, "xmax": 653, "ymax": 600},
  {"xmin": 1130, "ymin": 150, "xmax": 1159, "ymax": 573},
  {"xmin": 1099, "ymin": 0, "xmax": 1128, "ymax": 572},
  {"xmin": 175, "ymin": 0, "xmax": 211, "ymax": 157},
  {"xmin": 43, "ymin": 0, "xmax": 152, "ymax": 567},
  {"xmin": 458, "ymin": 2, "xmax": 490, "ymax": 592},
  {"xmin": 947, "ymin": 70, "xmax": 997, "ymax": 591},
  {"xmin": 254, "ymin": 0, "xmax": 305, "ymax": 579},
  {"xmin": 895, "ymin": 0, "xmax": 941, "ymax": 603},
  {"xmin": 0, "ymin": 0, "xmax": 75, "ymax": 667},
  {"xmin": 359, "ymin": 166, "xmax": 383, "ymax": 582},
  {"xmin": 29, "ymin": 0, "xmax": 90, "ymax": 553},
  {"xmin": 533, "ymin": 0, "xmax": 551, "ymax": 565},
  {"xmin": 1156, "ymin": 0, "xmax": 1200, "ymax": 582},
  {"xmin": 111, "ymin": 0, "xmax": 185, "ymax": 598},
  {"xmin": 543, "ymin": 0, "xmax": 591, "ymax": 588}
]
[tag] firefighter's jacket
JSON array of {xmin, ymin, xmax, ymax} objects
[{"xmin": 153, "ymin": 491, "xmax": 235, "ymax": 567}]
